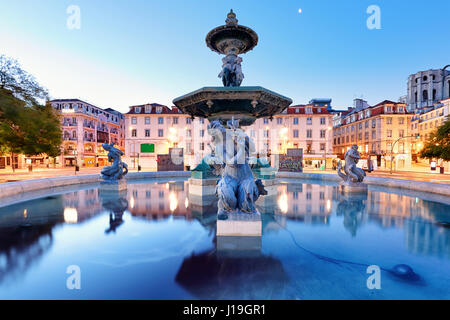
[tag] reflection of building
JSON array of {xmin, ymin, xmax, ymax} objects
[
  {"xmin": 276, "ymin": 183, "xmax": 333, "ymax": 224},
  {"xmin": 126, "ymin": 181, "xmax": 192, "ymax": 220},
  {"xmin": 333, "ymin": 99, "xmax": 412, "ymax": 170},
  {"xmin": 406, "ymin": 66, "xmax": 450, "ymax": 112},
  {"xmin": 50, "ymin": 99, "xmax": 124, "ymax": 167},
  {"xmin": 405, "ymin": 220, "xmax": 450, "ymax": 259}
]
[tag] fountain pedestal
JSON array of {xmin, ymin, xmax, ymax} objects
[
  {"xmin": 100, "ymin": 179, "xmax": 127, "ymax": 192},
  {"xmin": 339, "ymin": 181, "xmax": 368, "ymax": 194},
  {"xmin": 217, "ymin": 213, "xmax": 262, "ymax": 237}
]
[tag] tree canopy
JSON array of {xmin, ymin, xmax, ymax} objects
[
  {"xmin": 0, "ymin": 55, "xmax": 62, "ymax": 168},
  {"xmin": 0, "ymin": 54, "xmax": 49, "ymax": 105},
  {"xmin": 0, "ymin": 88, "xmax": 62, "ymax": 158},
  {"xmin": 420, "ymin": 119, "xmax": 450, "ymax": 161}
]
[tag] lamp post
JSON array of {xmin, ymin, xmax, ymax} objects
[{"xmin": 390, "ymin": 135, "xmax": 419, "ymax": 174}]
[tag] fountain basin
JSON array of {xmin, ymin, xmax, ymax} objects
[{"xmin": 173, "ymin": 86, "xmax": 292, "ymax": 126}]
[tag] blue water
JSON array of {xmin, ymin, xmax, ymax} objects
[{"xmin": 0, "ymin": 178, "xmax": 449, "ymax": 300}]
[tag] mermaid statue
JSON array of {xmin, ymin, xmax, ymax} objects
[{"xmin": 100, "ymin": 143, "xmax": 128, "ymax": 181}]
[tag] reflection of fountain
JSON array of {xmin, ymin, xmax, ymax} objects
[
  {"xmin": 100, "ymin": 189, "xmax": 128, "ymax": 234},
  {"xmin": 336, "ymin": 192, "xmax": 367, "ymax": 237},
  {"xmin": 173, "ymin": 10, "xmax": 292, "ymax": 237},
  {"xmin": 175, "ymin": 237, "xmax": 288, "ymax": 299}
]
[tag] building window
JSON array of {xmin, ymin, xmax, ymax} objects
[
  {"xmin": 320, "ymin": 130, "xmax": 326, "ymax": 138},
  {"xmin": 320, "ymin": 143, "xmax": 325, "ymax": 151},
  {"xmin": 186, "ymin": 142, "xmax": 192, "ymax": 154},
  {"xmin": 372, "ymin": 131, "xmax": 376, "ymax": 139},
  {"xmin": 293, "ymin": 129, "xmax": 299, "ymax": 138},
  {"xmin": 158, "ymin": 129, "xmax": 163, "ymax": 137},
  {"xmin": 145, "ymin": 105, "xmax": 152, "ymax": 113},
  {"xmin": 145, "ymin": 129, "xmax": 150, "ymax": 137},
  {"xmin": 399, "ymin": 129, "xmax": 404, "ymax": 138},
  {"xmin": 386, "ymin": 117, "xmax": 392, "ymax": 125},
  {"xmin": 131, "ymin": 129, "xmax": 137, "ymax": 137},
  {"xmin": 135, "ymin": 107, "xmax": 141, "ymax": 113},
  {"xmin": 263, "ymin": 118, "xmax": 269, "ymax": 124},
  {"xmin": 200, "ymin": 142, "xmax": 204, "ymax": 151},
  {"xmin": 293, "ymin": 118, "xmax": 299, "ymax": 125},
  {"xmin": 307, "ymin": 117, "xmax": 312, "ymax": 125},
  {"xmin": 365, "ymin": 132, "xmax": 369, "ymax": 140},
  {"xmin": 131, "ymin": 117, "xmax": 137, "ymax": 124},
  {"xmin": 320, "ymin": 117, "xmax": 326, "ymax": 125},
  {"xmin": 372, "ymin": 119, "xmax": 376, "ymax": 128},
  {"xmin": 200, "ymin": 129, "xmax": 205, "ymax": 137},
  {"xmin": 264, "ymin": 130, "xmax": 269, "ymax": 138},
  {"xmin": 423, "ymin": 90, "xmax": 428, "ymax": 101},
  {"xmin": 387, "ymin": 130, "xmax": 392, "ymax": 138},
  {"xmin": 398, "ymin": 117, "xmax": 404, "ymax": 125},
  {"xmin": 145, "ymin": 117, "xmax": 150, "ymax": 124},
  {"xmin": 173, "ymin": 117, "xmax": 178, "ymax": 124},
  {"xmin": 156, "ymin": 107, "xmax": 162, "ymax": 113},
  {"xmin": 158, "ymin": 117, "xmax": 164, "ymax": 124},
  {"xmin": 306, "ymin": 129, "xmax": 312, "ymax": 138},
  {"xmin": 306, "ymin": 107, "xmax": 312, "ymax": 114},
  {"xmin": 199, "ymin": 118, "xmax": 204, "ymax": 124},
  {"xmin": 277, "ymin": 118, "xmax": 282, "ymax": 125},
  {"xmin": 186, "ymin": 118, "xmax": 191, "ymax": 124}
]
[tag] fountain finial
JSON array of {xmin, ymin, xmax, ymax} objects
[{"xmin": 226, "ymin": 9, "xmax": 238, "ymax": 25}]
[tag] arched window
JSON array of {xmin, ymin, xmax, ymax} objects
[
  {"xmin": 433, "ymin": 89, "xmax": 437, "ymax": 100},
  {"xmin": 423, "ymin": 76, "xmax": 428, "ymax": 81},
  {"xmin": 414, "ymin": 92, "xmax": 418, "ymax": 103},
  {"xmin": 423, "ymin": 90, "xmax": 428, "ymax": 101}
]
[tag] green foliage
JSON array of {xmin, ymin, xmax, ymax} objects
[
  {"xmin": 0, "ymin": 88, "xmax": 62, "ymax": 158},
  {"xmin": 420, "ymin": 119, "xmax": 450, "ymax": 161}
]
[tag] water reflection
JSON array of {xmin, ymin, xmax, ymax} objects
[
  {"xmin": 0, "ymin": 179, "xmax": 449, "ymax": 299},
  {"xmin": 100, "ymin": 190, "xmax": 128, "ymax": 234},
  {"xmin": 176, "ymin": 236, "xmax": 289, "ymax": 299}
]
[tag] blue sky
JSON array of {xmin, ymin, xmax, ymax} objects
[{"xmin": 1, "ymin": 0, "xmax": 449, "ymax": 112}]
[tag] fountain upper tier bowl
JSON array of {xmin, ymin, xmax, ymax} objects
[{"xmin": 172, "ymin": 86, "xmax": 292, "ymax": 126}]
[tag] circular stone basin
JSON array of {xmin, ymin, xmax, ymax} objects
[
  {"xmin": 172, "ymin": 86, "xmax": 293, "ymax": 126},
  {"xmin": 0, "ymin": 178, "xmax": 449, "ymax": 299}
]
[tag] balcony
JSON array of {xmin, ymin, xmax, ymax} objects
[
  {"xmin": 83, "ymin": 123, "xmax": 96, "ymax": 129},
  {"xmin": 84, "ymin": 137, "xmax": 95, "ymax": 142},
  {"xmin": 63, "ymin": 136, "xmax": 77, "ymax": 141},
  {"xmin": 63, "ymin": 122, "xmax": 77, "ymax": 127}
]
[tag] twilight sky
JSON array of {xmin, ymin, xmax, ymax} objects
[{"xmin": 1, "ymin": 0, "xmax": 449, "ymax": 112}]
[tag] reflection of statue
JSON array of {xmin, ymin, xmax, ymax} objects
[
  {"xmin": 100, "ymin": 143, "xmax": 128, "ymax": 181},
  {"xmin": 218, "ymin": 54, "xmax": 244, "ymax": 87},
  {"xmin": 207, "ymin": 120, "xmax": 266, "ymax": 215},
  {"xmin": 337, "ymin": 198, "xmax": 366, "ymax": 237},
  {"xmin": 102, "ymin": 195, "xmax": 128, "ymax": 234},
  {"xmin": 337, "ymin": 145, "xmax": 366, "ymax": 183}
]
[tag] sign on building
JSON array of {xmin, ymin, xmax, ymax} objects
[{"xmin": 279, "ymin": 148, "xmax": 303, "ymax": 172}]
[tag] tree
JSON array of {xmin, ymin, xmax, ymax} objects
[
  {"xmin": 0, "ymin": 88, "xmax": 62, "ymax": 171},
  {"xmin": 420, "ymin": 119, "xmax": 450, "ymax": 161},
  {"xmin": 0, "ymin": 54, "xmax": 48, "ymax": 105}
]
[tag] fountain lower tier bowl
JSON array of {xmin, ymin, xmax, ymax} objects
[{"xmin": 173, "ymin": 86, "xmax": 292, "ymax": 126}]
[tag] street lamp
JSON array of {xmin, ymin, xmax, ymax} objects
[{"xmin": 390, "ymin": 134, "xmax": 419, "ymax": 174}]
